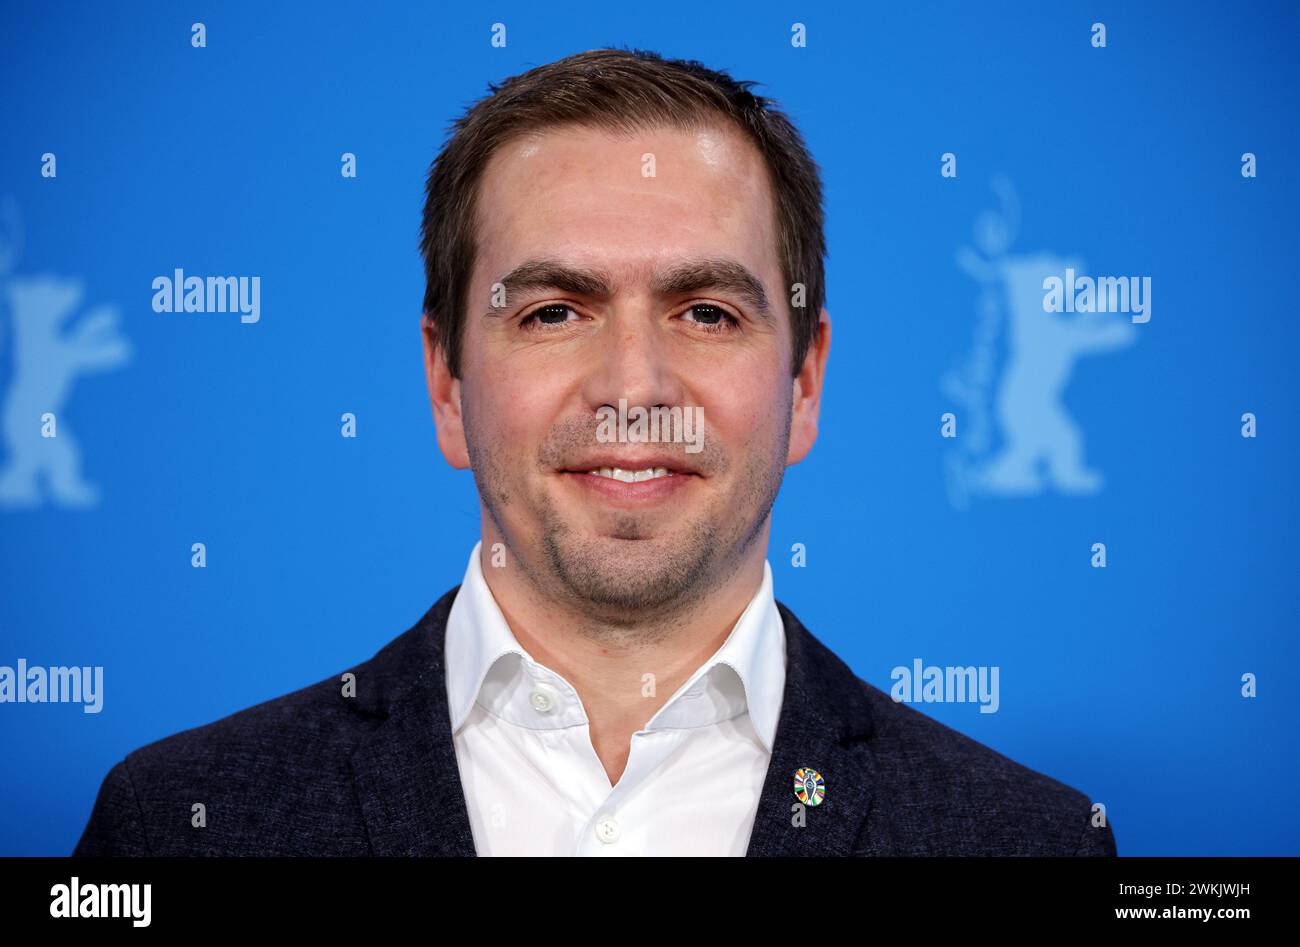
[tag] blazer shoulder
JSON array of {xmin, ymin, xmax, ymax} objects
[
  {"xmin": 74, "ymin": 589, "xmax": 459, "ymax": 856},
  {"xmin": 774, "ymin": 602, "xmax": 1116, "ymax": 855},
  {"xmin": 856, "ymin": 678, "xmax": 1116, "ymax": 855},
  {"xmin": 74, "ymin": 667, "xmax": 376, "ymax": 856},
  {"xmin": 71, "ymin": 671, "xmax": 347, "ymax": 855}
]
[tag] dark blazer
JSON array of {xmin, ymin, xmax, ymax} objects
[{"xmin": 74, "ymin": 587, "xmax": 1117, "ymax": 856}]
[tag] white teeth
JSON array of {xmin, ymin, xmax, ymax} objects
[{"xmin": 588, "ymin": 466, "xmax": 673, "ymax": 482}]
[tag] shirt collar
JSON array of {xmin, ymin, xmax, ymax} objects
[{"xmin": 444, "ymin": 541, "xmax": 786, "ymax": 753}]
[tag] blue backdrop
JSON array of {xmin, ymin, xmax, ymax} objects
[{"xmin": 1, "ymin": 0, "xmax": 1296, "ymax": 856}]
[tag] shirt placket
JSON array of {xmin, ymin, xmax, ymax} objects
[
  {"xmin": 522, "ymin": 661, "xmax": 703, "ymax": 856},
  {"xmin": 570, "ymin": 726, "xmax": 689, "ymax": 856}
]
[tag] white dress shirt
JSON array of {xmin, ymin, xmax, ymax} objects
[{"xmin": 444, "ymin": 541, "xmax": 787, "ymax": 856}]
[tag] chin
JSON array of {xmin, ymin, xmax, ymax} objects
[{"xmin": 544, "ymin": 530, "xmax": 716, "ymax": 610}]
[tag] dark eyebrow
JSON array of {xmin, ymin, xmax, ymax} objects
[
  {"xmin": 490, "ymin": 257, "xmax": 773, "ymax": 321},
  {"xmin": 495, "ymin": 259, "xmax": 614, "ymax": 301},
  {"xmin": 651, "ymin": 259, "xmax": 772, "ymax": 321}
]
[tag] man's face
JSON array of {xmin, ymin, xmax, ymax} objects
[{"xmin": 428, "ymin": 121, "xmax": 823, "ymax": 621}]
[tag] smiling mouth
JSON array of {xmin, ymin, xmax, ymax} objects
[
  {"xmin": 586, "ymin": 466, "xmax": 676, "ymax": 483},
  {"xmin": 557, "ymin": 462, "xmax": 699, "ymax": 505}
]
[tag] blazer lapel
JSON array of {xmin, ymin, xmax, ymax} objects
[
  {"xmin": 745, "ymin": 601, "xmax": 880, "ymax": 856},
  {"xmin": 349, "ymin": 587, "xmax": 478, "ymax": 856},
  {"xmin": 348, "ymin": 588, "xmax": 880, "ymax": 857}
]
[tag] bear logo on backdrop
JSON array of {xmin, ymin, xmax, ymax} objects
[
  {"xmin": 942, "ymin": 178, "xmax": 1137, "ymax": 510},
  {"xmin": 0, "ymin": 198, "xmax": 132, "ymax": 511}
]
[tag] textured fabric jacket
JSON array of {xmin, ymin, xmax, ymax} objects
[{"xmin": 74, "ymin": 587, "xmax": 1118, "ymax": 856}]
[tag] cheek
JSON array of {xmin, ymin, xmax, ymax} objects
[
  {"xmin": 473, "ymin": 385, "xmax": 532, "ymax": 451},
  {"xmin": 464, "ymin": 361, "xmax": 569, "ymax": 462},
  {"xmin": 701, "ymin": 369, "xmax": 787, "ymax": 445}
]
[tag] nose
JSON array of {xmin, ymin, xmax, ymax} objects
[{"xmin": 580, "ymin": 306, "xmax": 686, "ymax": 416}]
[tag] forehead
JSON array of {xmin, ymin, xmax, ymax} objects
[{"xmin": 472, "ymin": 121, "xmax": 781, "ymax": 290}]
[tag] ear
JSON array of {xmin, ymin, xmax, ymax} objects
[
  {"xmin": 422, "ymin": 314, "xmax": 471, "ymax": 470},
  {"xmin": 786, "ymin": 307, "xmax": 831, "ymax": 466}
]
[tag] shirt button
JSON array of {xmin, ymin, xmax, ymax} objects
[
  {"xmin": 529, "ymin": 682, "xmax": 560, "ymax": 714},
  {"xmin": 594, "ymin": 816, "xmax": 620, "ymax": 844}
]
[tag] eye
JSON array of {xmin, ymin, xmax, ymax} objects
[
  {"xmin": 680, "ymin": 304, "xmax": 740, "ymax": 333},
  {"xmin": 520, "ymin": 304, "xmax": 580, "ymax": 330}
]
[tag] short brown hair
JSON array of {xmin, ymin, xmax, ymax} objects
[{"xmin": 419, "ymin": 47, "xmax": 826, "ymax": 378}]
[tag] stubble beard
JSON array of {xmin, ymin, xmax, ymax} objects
[{"xmin": 466, "ymin": 399, "xmax": 792, "ymax": 629}]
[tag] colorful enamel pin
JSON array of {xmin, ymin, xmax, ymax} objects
[{"xmin": 793, "ymin": 767, "xmax": 825, "ymax": 806}]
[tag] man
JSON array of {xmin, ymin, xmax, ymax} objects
[{"xmin": 74, "ymin": 48, "xmax": 1116, "ymax": 856}]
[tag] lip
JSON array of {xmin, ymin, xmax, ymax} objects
[
  {"xmin": 560, "ymin": 452, "xmax": 698, "ymax": 476},
  {"xmin": 558, "ymin": 468, "xmax": 698, "ymax": 507}
]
